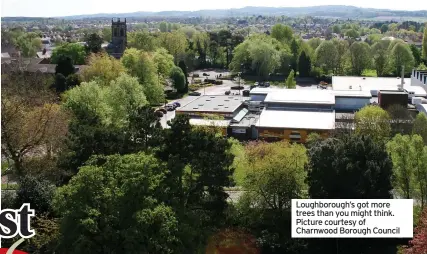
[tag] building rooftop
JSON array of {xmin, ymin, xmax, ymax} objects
[
  {"xmin": 330, "ymin": 89, "xmax": 372, "ymax": 98},
  {"xmin": 256, "ymin": 110, "xmax": 335, "ymax": 130},
  {"xmin": 177, "ymin": 95, "xmax": 245, "ymax": 114},
  {"xmin": 249, "ymin": 87, "xmax": 284, "ymax": 95},
  {"xmin": 332, "ymin": 76, "xmax": 427, "ymax": 96},
  {"xmin": 264, "ymin": 89, "xmax": 335, "ymax": 105},
  {"xmin": 189, "ymin": 118, "xmax": 231, "ymax": 127},
  {"xmin": 230, "ymin": 112, "xmax": 260, "ymax": 128}
]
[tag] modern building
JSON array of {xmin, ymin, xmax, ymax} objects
[
  {"xmin": 106, "ymin": 18, "xmax": 127, "ymax": 59},
  {"xmin": 332, "ymin": 76, "xmax": 427, "ymax": 98},
  {"xmin": 176, "ymin": 95, "xmax": 247, "ymax": 119}
]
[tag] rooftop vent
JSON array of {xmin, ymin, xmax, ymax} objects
[
  {"xmin": 213, "ymin": 108, "xmax": 219, "ymax": 110},
  {"xmin": 218, "ymin": 104, "xmax": 224, "ymax": 106},
  {"xmin": 193, "ymin": 107, "xmax": 199, "ymax": 109},
  {"xmin": 228, "ymin": 97, "xmax": 233, "ymax": 99},
  {"xmin": 205, "ymin": 99, "xmax": 211, "ymax": 101},
  {"xmin": 198, "ymin": 104, "xmax": 204, "ymax": 106},
  {"xmin": 210, "ymin": 96, "xmax": 215, "ymax": 98},
  {"xmin": 225, "ymin": 100, "xmax": 230, "ymax": 101},
  {"xmin": 362, "ymin": 77, "xmax": 366, "ymax": 80},
  {"xmin": 349, "ymin": 85, "xmax": 352, "ymax": 89}
]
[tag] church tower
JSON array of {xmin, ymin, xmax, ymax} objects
[{"xmin": 108, "ymin": 18, "xmax": 127, "ymax": 58}]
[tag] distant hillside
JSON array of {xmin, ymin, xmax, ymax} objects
[{"xmin": 3, "ymin": 5, "xmax": 427, "ymax": 21}]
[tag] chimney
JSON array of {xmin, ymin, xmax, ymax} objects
[{"xmin": 400, "ymin": 65, "xmax": 404, "ymax": 90}]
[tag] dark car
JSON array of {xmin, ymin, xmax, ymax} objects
[
  {"xmin": 225, "ymin": 90, "xmax": 231, "ymax": 95},
  {"xmin": 242, "ymin": 90, "xmax": 250, "ymax": 97},
  {"xmin": 155, "ymin": 110, "xmax": 164, "ymax": 117},
  {"xmin": 189, "ymin": 91, "xmax": 201, "ymax": 96},
  {"xmin": 166, "ymin": 104, "xmax": 175, "ymax": 111},
  {"xmin": 202, "ymin": 73, "xmax": 210, "ymax": 76},
  {"xmin": 264, "ymin": 82, "xmax": 270, "ymax": 87},
  {"xmin": 173, "ymin": 102, "xmax": 181, "ymax": 108},
  {"xmin": 157, "ymin": 108, "xmax": 167, "ymax": 114}
]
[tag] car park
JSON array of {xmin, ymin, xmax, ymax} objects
[{"xmin": 189, "ymin": 91, "xmax": 201, "ymax": 96}]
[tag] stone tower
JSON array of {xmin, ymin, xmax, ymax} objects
[{"xmin": 108, "ymin": 18, "xmax": 127, "ymax": 58}]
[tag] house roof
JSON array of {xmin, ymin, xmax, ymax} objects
[{"xmin": 264, "ymin": 89, "xmax": 335, "ymax": 105}]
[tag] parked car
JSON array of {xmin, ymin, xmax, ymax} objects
[
  {"xmin": 173, "ymin": 102, "xmax": 181, "ymax": 108},
  {"xmin": 202, "ymin": 73, "xmax": 210, "ymax": 76},
  {"xmin": 189, "ymin": 91, "xmax": 201, "ymax": 96},
  {"xmin": 242, "ymin": 90, "xmax": 250, "ymax": 97},
  {"xmin": 225, "ymin": 90, "xmax": 231, "ymax": 95},
  {"xmin": 155, "ymin": 111, "xmax": 164, "ymax": 117},
  {"xmin": 265, "ymin": 82, "xmax": 270, "ymax": 87},
  {"xmin": 165, "ymin": 104, "xmax": 175, "ymax": 111},
  {"xmin": 157, "ymin": 108, "xmax": 167, "ymax": 114}
]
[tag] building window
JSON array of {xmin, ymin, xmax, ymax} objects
[
  {"xmin": 120, "ymin": 28, "xmax": 124, "ymax": 37},
  {"xmin": 113, "ymin": 28, "xmax": 118, "ymax": 37},
  {"xmin": 289, "ymin": 131, "xmax": 301, "ymax": 142}
]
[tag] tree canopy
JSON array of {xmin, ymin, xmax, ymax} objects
[
  {"xmin": 51, "ymin": 43, "xmax": 86, "ymax": 65},
  {"xmin": 355, "ymin": 105, "xmax": 391, "ymax": 143}
]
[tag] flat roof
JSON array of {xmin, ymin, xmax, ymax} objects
[
  {"xmin": 177, "ymin": 95, "xmax": 244, "ymax": 114},
  {"xmin": 332, "ymin": 76, "xmax": 427, "ymax": 96},
  {"xmin": 330, "ymin": 90, "xmax": 372, "ymax": 98},
  {"xmin": 230, "ymin": 112, "xmax": 260, "ymax": 128},
  {"xmin": 264, "ymin": 89, "xmax": 335, "ymax": 105},
  {"xmin": 189, "ymin": 118, "xmax": 230, "ymax": 127},
  {"xmin": 256, "ymin": 110, "xmax": 335, "ymax": 130},
  {"xmin": 249, "ymin": 87, "xmax": 284, "ymax": 95}
]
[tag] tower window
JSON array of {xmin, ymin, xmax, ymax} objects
[
  {"xmin": 113, "ymin": 28, "xmax": 118, "ymax": 37},
  {"xmin": 120, "ymin": 28, "xmax": 124, "ymax": 37}
]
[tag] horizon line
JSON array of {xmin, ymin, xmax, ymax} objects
[{"xmin": 2, "ymin": 5, "xmax": 427, "ymax": 19}]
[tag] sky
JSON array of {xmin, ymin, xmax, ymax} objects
[{"xmin": 1, "ymin": 0, "xmax": 427, "ymax": 17}]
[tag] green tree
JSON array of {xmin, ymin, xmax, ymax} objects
[
  {"xmin": 84, "ymin": 33, "xmax": 103, "ymax": 54},
  {"xmin": 178, "ymin": 61, "xmax": 189, "ymax": 92},
  {"xmin": 332, "ymin": 39, "xmax": 349, "ymax": 75},
  {"xmin": 290, "ymin": 38, "xmax": 300, "ymax": 71},
  {"xmin": 65, "ymin": 73, "xmax": 80, "ymax": 89},
  {"xmin": 54, "ymin": 153, "xmax": 179, "ymax": 253},
  {"xmin": 423, "ymin": 24, "xmax": 427, "ymax": 60},
  {"xmin": 55, "ymin": 55, "xmax": 75, "ymax": 77},
  {"xmin": 349, "ymin": 41, "xmax": 372, "ymax": 75},
  {"xmin": 236, "ymin": 141, "xmax": 308, "ymax": 253},
  {"xmin": 307, "ymin": 37, "xmax": 322, "ymax": 51},
  {"xmin": 315, "ymin": 40, "xmax": 338, "ymax": 74},
  {"xmin": 153, "ymin": 47, "xmax": 175, "ymax": 82},
  {"xmin": 53, "ymin": 73, "xmax": 67, "ymax": 93},
  {"xmin": 241, "ymin": 141, "xmax": 307, "ymax": 210},
  {"xmin": 372, "ymin": 40, "xmax": 391, "ymax": 76},
  {"xmin": 285, "ymin": 70, "xmax": 296, "ymax": 88},
  {"xmin": 381, "ymin": 24, "xmax": 389, "ymax": 34},
  {"xmin": 270, "ymin": 24, "xmax": 293, "ymax": 43},
  {"xmin": 332, "ymin": 25, "xmax": 341, "ymax": 34},
  {"xmin": 387, "ymin": 134, "xmax": 416, "ymax": 199},
  {"xmin": 169, "ymin": 66, "xmax": 186, "ymax": 92},
  {"xmin": 121, "ymin": 48, "xmax": 164, "ymax": 104},
  {"xmin": 158, "ymin": 31, "xmax": 188, "ymax": 64},
  {"xmin": 411, "ymin": 44, "xmax": 423, "ymax": 67},
  {"xmin": 15, "ymin": 175, "xmax": 56, "ymax": 215},
  {"xmin": 355, "ymin": 105, "xmax": 391, "ymax": 143},
  {"xmin": 51, "ymin": 43, "xmax": 86, "ymax": 65},
  {"xmin": 307, "ymin": 135, "xmax": 393, "ymax": 199},
  {"xmin": 298, "ymin": 50, "xmax": 311, "ymax": 77},
  {"xmin": 306, "ymin": 135, "xmax": 393, "ymax": 253},
  {"xmin": 413, "ymin": 113, "xmax": 427, "ymax": 144},
  {"xmin": 101, "ymin": 27, "xmax": 112, "ymax": 42},
  {"xmin": 128, "ymin": 31, "xmax": 158, "ymax": 51},
  {"xmin": 345, "ymin": 29, "xmax": 360, "ymax": 39},
  {"xmin": 80, "ymin": 53, "xmax": 126, "ymax": 86},
  {"xmin": 389, "ymin": 42, "xmax": 415, "ymax": 76},
  {"xmin": 159, "ymin": 21, "xmax": 168, "ymax": 32},
  {"xmin": 157, "ymin": 115, "xmax": 234, "ymax": 250}
]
